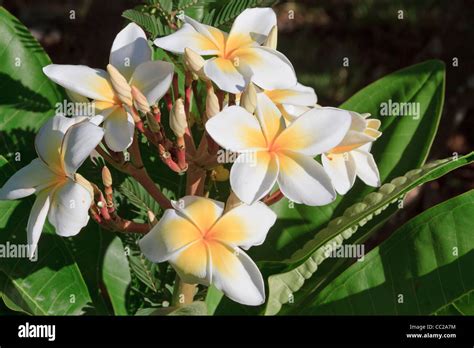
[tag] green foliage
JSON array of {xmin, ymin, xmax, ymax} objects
[
  {"xmin": 251, "ymin": 60, "xmax": 445, "ymax": 262},
  {"xmin": 264, "ymin": 153, "xmax": 474, "ymax": 315},
  {"xmin": 123, "ymin": 0, "xmax": 280, "ymax": 39},
  {"xmin": 122, "ymin": 9, "xmax": 172, "ymax": 38},
  {"xmin": 102, "ymin": 237, "xmax": 132, "ymax": 315},
  {"xmin": 296, "ymin": 190, "xmax": 474, "ymax": 315}
]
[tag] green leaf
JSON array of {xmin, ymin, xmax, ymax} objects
[
  {"xmin": 102, "ymin": 237, "xmax": 132, "ymax": 315},
  {"xmin": 252, "ymin": 60, "xmax": 445, "ymax": 262},
  {"xmin": 119, "ymin": 177, "xmax": 163, "ymax": 216},
  {"xmin": 297, "ymin": 190, "xmax": 474, "ymax": 315},
  {"xmin": 263, "ymin": 152, "xmax": 474, "ymax": 315}
]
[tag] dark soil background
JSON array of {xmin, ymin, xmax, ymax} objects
[{"xmin": 2, "ymin": 0, "xmax": 473, "ymax": 248}]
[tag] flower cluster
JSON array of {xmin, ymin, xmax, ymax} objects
[{"xmin": 0, "ymin": 8, "xmax": 382, "ymax": 306}]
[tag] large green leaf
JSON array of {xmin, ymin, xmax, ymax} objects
[
  {"xmin": 212, "ymin": 153, "xmax": 473, "ymax": 315},
  {"xmin": 252, "ymin": 60, "xmax": 445, "ymax": 263},
  {"xmin": 263, "ymin": 152, "xmax": 473, "ymax": 315},
  {"xmin": 102, "ymin": 237, "xmax": 132, "ymax": 315},
  {"xmin": 296, "ymin": 189, "xmax": 474, "ymax": 315}
]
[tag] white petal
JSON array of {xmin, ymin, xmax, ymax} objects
[
  {"xmin": 274, "ymin": 107, "xmax": 352, "ymax": 156},
  {"xmin": 154, "ymin": 23, "xmax": 220, "ymax": 55},
  {"xmin": 48, "ymin": 180, "xmax": 91, "ymax": 237},
  {"xmin": 209, "ymin": 201, "xmax": 276, "ymax": 250},
  {"xmin": 103, "ymin": 107, "xmax": 135, "ymax": 152},
  {"xmin": 230, "ymin": 151, "xmax": 278, "ymax": 204},
  {"xmin": 255, "ymin": 92, "xmax": 284, "ymax": 142},
  {"xmin": 281, "ymin": 104, "xmax": 311, "ymax": 121},
  {"xmin": 205, "ymin": 105, "xmax": 267, "ymax": 152},
  {"xmin": 43, "ymin": 65, "xmax": 115, "ymax": 102},
  {"xmin": 352, "ymin": 149, "xmax": 381, "ymax": 187},
  {"xmin": 321, "ymin": 153, "xmax": 356, "ymax": 195},
  {"xmin": 228, "ymin": 7, "xmax": 276, "ymax": 45},
  {"xmin": 26, "ymin": 189, "xmax": 51, "ymax": 259},
  {"xmin": 109, "ymin": 23, "xmax": 152, "ymax": 80},
  {"xmin": 169, "ymin": 241, "xmax": 211, "ymax": 285},
  {"xmin": 62, "ymin": 120, "xmax": 104, "ymax": 175},
  {"xmin": 210, "ymin": 243, "xmax": 265, "ymax": 306},
  {"xmin": 139, "ymin": 209, "xmax": 202, "ymax": 263},
  {"xmin": 277, "ymin": 151, "xmax": 336, "ymax": 206},
  {"xmin": 203, "ymin": 57, "xmax": 247, "ymax": 94},
  {"xmin": 235, "ymin": 46, "xmax": 296, "ymax": 90},
  {"xmin": 35, "ymin": 114, "xmax": 80, "ymax": 173},
  {"xmin": 183, "ymin": 16, "xmax": 227, "ymax": 50},
  {"xmin": 130, "ymin": 60, "xmax": 174, "ymax": 104},
  {"xmin": 0, "ymin": 159, "xmax": 56, "ymax": 200}
]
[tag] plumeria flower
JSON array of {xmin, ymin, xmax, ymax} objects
[
  {"xmin": 322, "ymin": 111, "xmax": 382, "ymax": 194},
  {"xmin": 139, "ymin": 196, "xmax": 276, "ymax": 305},
  {"xmin": 206, "ymin": 93, "xmax": 352, "ymax": 205},
  {"xmin": 43, "ymin": 23, "xmax": 174, "ymax": 152},
  {"xmin": 0, "ymin": 115, "xmax": 104, "ymax": 258},
  {"xmin": 261, "ymin": 82, "xmax": 317, "ymax": 123},
  {"xmin": 154, "ymin": 8, "xmax": 297, "ymax": 93}
]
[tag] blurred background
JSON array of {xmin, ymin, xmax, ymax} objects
[{"xmin": 2, "ymin": 0, "xmax": 473, "ymax": 242}]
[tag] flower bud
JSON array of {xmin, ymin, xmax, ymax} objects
[
  {"xmin": 184, "ymin": 48, "xmax": 205, "ymax": 77},
  {"xmin": 101, "ymin": 166, "xmax": 113, "ymax": 188},
  {"xmin": 263, "ymin": 25, "xmax": 278, "ymax": 50},
  {"xmin": 107, "ymin": 64, "xmax": 132, "ymax": 107},
  {"xmin": 131, "ymin": 85, "xmax": 150, "ymax": 114},
  {"xmin": 169, "ymin": 98, "xmax": 187, "ymax": 137},
  {"xmin": 146, "ymin": 112, "xmax": 161, "ymax": 133},
  {"xmin": 240, "ymin": 82, "xmax": 257, "ymax": 114},
  {"xmin": 205, "ymin": 85, "xmax": 220, "ymax": 121}
]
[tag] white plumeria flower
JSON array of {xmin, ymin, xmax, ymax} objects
[
  {"xmin": 139, "ymin": 196, "xmax": 276, "ymax": 306},
  {"xmin": 0, "ymin": 115, "xmax": 104, "ymax": 258},
  {"xmin": 43, "ymin": 23, "xmax": 174, "ymax": 152},
  {"xmin": 206, "ymin": 93, "xmax": 352, "ymax": 205},
  {"xmin": 321, "ymin": 111, "xmax": 382, "ymax": 195},
  {"xmin": 154, "ymin": 8, "xmax": 296, "ymax": 93},
  {"xmin": 261, "ymin": 82, "xmax": 317, "ymax": 123}
]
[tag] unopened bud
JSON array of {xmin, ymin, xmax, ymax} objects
[
  {"xmin": 131, "ymin": 85, "xmax": 150, "ymax": 114},
  {"xmin": 147, "ymin": 210, "xmax": 157, "ymax": 226},
  {"xmin": 169, "ymin": 98, "xmax": 187, "ymax": 137},
  {"xmin": 184, "ymin": 48, "xmax": 205, "ymax": 77},
  {"xmin": 211, "ymin": 165, "xmax": 229, "ymax": 182},
  {"xmin": 263, "ymin": 25, "xmax": 278, "ymax": 50},
  {"xmin": 146, "ymin": 112, "xmax": 161, "ymax": 133},
  {"xmin": 205, "ymin": 85, "xmax": 220, "ymax": 120},
  {"xmin": 240, "ymin": 82, "xmax": 257, "ymax": 114},
  {"xmin": 107, "ymin": 64, "xmax": 132, "ymax": 107},
  {"xmin": 74, "ymin": 173, "xmax": 94, "ymax": 201},
  {"xmin": 101, "ymin": 166, "xmax": 113, "ymax": 187}
]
